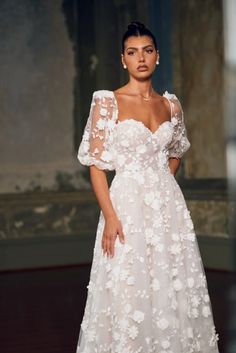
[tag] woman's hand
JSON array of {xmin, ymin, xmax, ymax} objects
[{"xmin": 102, "ymin": 215, "xmax": 125, "ymax": 258}]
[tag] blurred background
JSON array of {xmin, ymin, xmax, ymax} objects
[{"xmin": 0, "ymin": 0, "xmax": 235, "ymax": 352}]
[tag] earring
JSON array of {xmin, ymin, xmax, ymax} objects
[
  {"xmin": 123, "ymin": 64, "xmax": 127, "ymax": 69},
  {"xmin": 156, "ymin": 61, "xmax": 159, "ymax": 65}
]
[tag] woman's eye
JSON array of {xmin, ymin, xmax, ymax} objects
[
  {"xmin": 127, "ymin": 51, "xmax": 135, "ymax": 55},
  {"xmin": 146, "ymin": 49, "xmax": 154, "ymax": 53}
]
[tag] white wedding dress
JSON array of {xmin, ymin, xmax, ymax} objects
[{"xmin": 76, "ymin": 90, "xmax": 220, "ymax": 353}]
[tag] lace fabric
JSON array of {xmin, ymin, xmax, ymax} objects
[
  {"xmin": 76, "ymin": 90, "xmax": 220, "ymax": 353},
  {"xmin": 77, "ymin": 90, "xmax": 190, "ymax": 171}
]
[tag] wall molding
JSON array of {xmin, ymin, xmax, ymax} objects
[{"xmin": 0, "ymin": 233, "xmax": 235, "ymax": 273}]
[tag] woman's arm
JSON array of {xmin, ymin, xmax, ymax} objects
[
  {"xmin": 169, "ymin": 157, "xmax": 181, "ymax": 176},
  {"xmin": 90, "ymin": 165, "xmax": 125, "ymax": 258}
]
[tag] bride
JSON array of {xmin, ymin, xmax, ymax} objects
[{"xmin": 76, "ymin": 21, "xmax": 220, "ymax": 353}]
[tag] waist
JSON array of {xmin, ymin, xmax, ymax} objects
[{"xmin": 115, "ymin": 164, "xmax": 170, "ymax": 176}]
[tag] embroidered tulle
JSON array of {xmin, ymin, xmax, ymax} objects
[{"xmin": 76, "ymin": 90, "xmax": 220, "ymax": 353}]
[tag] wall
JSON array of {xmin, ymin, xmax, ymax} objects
[
  {"xmin": 0, "ymin": 0, "xmax": 234, "ymax": 271},
  {"xmin": 0, "ymin": 0, "xmax": 86, "ymax": 194}
]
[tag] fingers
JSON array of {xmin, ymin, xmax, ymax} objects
[
  {"xmin": 109, "ymin": 233, "xmax": 116, "ymax": 258},
  {"xmin": 101, "ymin": 220, "xmax": 125, "ymax": 258},
  {"xmin": 102, "ymin": 232, "xmax": 117, "ymax": 258},
  {"xmin": 118, "ymin": 227, "xmax": 125, "ymax": 244}
]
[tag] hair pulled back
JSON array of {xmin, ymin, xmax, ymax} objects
[{"xmin": 122, "ymin": 21, "xmax": 157, "ymax": 53}]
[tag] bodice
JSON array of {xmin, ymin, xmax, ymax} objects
[
  {"xmin": 111, "ymin": 118, "xmax": 174, "ymax": 174},
  {"xmin": 77, "ymin": 90, "xmax": 190, "ymax": 173}
]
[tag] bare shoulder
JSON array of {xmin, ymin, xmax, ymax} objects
[
  {"xmin": 113, "ymin": 85, "xmax": 129, "ymax": 95},
  {"xmin": 152, "ymin": 90, "xmax": 171, "ymax": 115},
  {"xmin": 113, "ymin": 85, "xmax": 136, "ymax": 105}
]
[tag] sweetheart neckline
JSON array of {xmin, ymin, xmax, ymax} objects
[
  {"xmin": 115, "ymin": 118, "xmax": 173, "ymax": 136},
  {"xmin": 111, "ymin": 91, "xmax": 173, "ymax": 136}
]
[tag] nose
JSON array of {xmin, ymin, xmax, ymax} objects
[{"xmin": 138, "ymin": 51, "xmax": 145, "ymax": 62}]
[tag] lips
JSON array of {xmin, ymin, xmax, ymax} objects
[{"xmin": 137, "ymin": 65, "xmax": 148, "ymax": 71}]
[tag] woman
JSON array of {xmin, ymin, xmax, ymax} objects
[{"xmin": 76, "ymin": 21, "xmax": 220, "ymax": 353}]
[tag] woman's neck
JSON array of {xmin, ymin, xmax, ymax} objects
[{"xmin": 126, "ymin": 78, "xmax": 153, "ymax": 96}]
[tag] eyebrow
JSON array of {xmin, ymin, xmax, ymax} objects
[{"xmin": 126, "ymin": 45, "xmax": 154, "ymax": 51}]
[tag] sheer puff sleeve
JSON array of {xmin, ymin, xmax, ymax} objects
[
  {"xmin": 77, "ymin": 90, "xmax": 117, "ymax": 171},
  {"xmin": 167, "ymin": 92, "xmax": 191, "ymax": 159}
]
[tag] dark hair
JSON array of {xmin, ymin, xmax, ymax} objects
[{"xmin": 122, "ymin": 21, "xmax": 157, "ymax": 53}]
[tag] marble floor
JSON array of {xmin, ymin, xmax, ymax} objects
[{"xmin": 0, "ymin": 265, "xmax": 234, "ymax": 353}]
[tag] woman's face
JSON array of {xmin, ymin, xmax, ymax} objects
[{"xmin": 122, "ymin": 35, "xmax": 159, "ymax": 80}]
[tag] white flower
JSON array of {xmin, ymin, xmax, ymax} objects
[
  {"xmin": 107, "ymin": 119, "xmax": 116, "ymax": 130},
  {"xmin": 87, "ymin": 329, "xmax": 96, "ymax": 342},
  {"xmin": 117, "ymin": 154, "xmax": 126, "ymax": 166},
  {"xmin": 191, "ymin": 308, "xmax": 199, "ymax": 318},
  {"xmin": 132, "ymin": 310, "xmax": 145, "ymax": 323},
  {"xmin": 81, "ymin": 319, "xmax": 88, "ymax": 331},
  {"xmin": 209, "ymin": 327, "xmax": 219, "ymax": 346},
  {"xmin": 151, "ymin": 199, "xmax": 161, "ymax": 211},
  {"xmin": 83, "ymin": 130, "xmax": 90, "ymax": 140},
  {"xmin": 193, "ymin": 340, "xmax": 201, "ymax": 351},
  {"xmin": 144, "ymin": 192, "xmax": 155, "ymax": 205},
  {"xmin": 186, "ymin": 232, "xmax": 195, "ymax": 241},
  {"xmin": 87, "ymin": 281, "xmax": 95, "ymax": 291},
  {"xmin": 127, "ymin": 276, "xmax": 135, "ymax": 285},
  {"xmin": 120, "ymin": 269, "xmax": 129, "ymax": 280},
  {"xmin": 183, "ymin": 209, "xmax": 191, "ymax": 219},
  {"xmin": 164, "ymin": 91, "xmax": 176, "ymax": 100},
  {"xmin": 198, "ymin": 273, "xmax": 207, "ymax": 287},
  {"xmin": 81, "ymin": 140, "xmax": 90, "ymax": 152},
  {"xmin": 151, "ymin": 278, "xmax": 160, "ymax": 291},
  {"xmin": 169, "ymin": 243, "xmax": 181, "ymax": 255},
  {"xmin": 202, "ymin": 305, "xmax": 211, "ymax": 317},
  {"xmin": 124, "ymin": 243, "xmax": 132, "ymax": 253},
  {"xmin": 120, "ymin": 139, "xmax": 130, "ymax": 147},
  {"xmin": 171, "ymin": 233, "xmax": 180, "ymax": 241},
  {"xmin": 145, "ymin": 228, "xmax": 154, "ymax": 238},
  {"xmin": 157, "ymin": 318, "xmax": 169, "ymax": 330},
  {"xmin": 100, "ymin": 107, "xmax": 108, "ymax": 116},
  {"xmin": 122, "ymin": 347, "xmax": 132, "ymax": 353},
  {"xmin": 113, "ymin": 331, "xmax": 120, "ymax": 341},
  {"xmin": 128, "ymin": 325, "xmax": 138, "ymax": 340},
  {"xmin": 187, "ymin": 277, "xmax": 194, "ymax": 288},
  {"xmin": 204, "ymin": 294, "xmax": 210, "ymax": 303},
  {"xmin": 105, "ymin": 263, "xmax": 111, "ymax": 272},
  {"xmin": 161, "ymin": 340, "xmax": 170, "ymax": 349},
  {"xmin": 124, "ymin": 303, "xmax": 132, "ymax": 313},
  {"xmin": 96, "ymin": 118, "xmax": 106, "ymax": 130},
  {"xmin": 171, "ymin": 116, "xmax": 178, "ymax": 126},
  {"xmin": 173, "ymin": 278, "xmax": 183, "ymax": 291},
  {"xmin": 186, "ymin": 219, "xmax": 194, "ymax": 230},
  {"xmin": 126, "ymin": 215, "xmax": 133, "ymax": 225},
  {"xmin": 100, "ymin": 150, "xmax": 112, "ymax": 162},
  {"xmin": 136, "ymin": 144, "xmax": 147, "ymax": 154},
  {"xmin": 156, "ymin": 243, "xmax": 164, "ymax": 252},
  {"xmin": 172, "ymin": 268, "xmax": 178, "ymax": 277},
  {"xmin": 119, "ymin": 318, "xmax": 129, "ymax": 330},
  {"xmin": 191, "ymin": 295, "xmax": 200, "ymax": 307}
]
